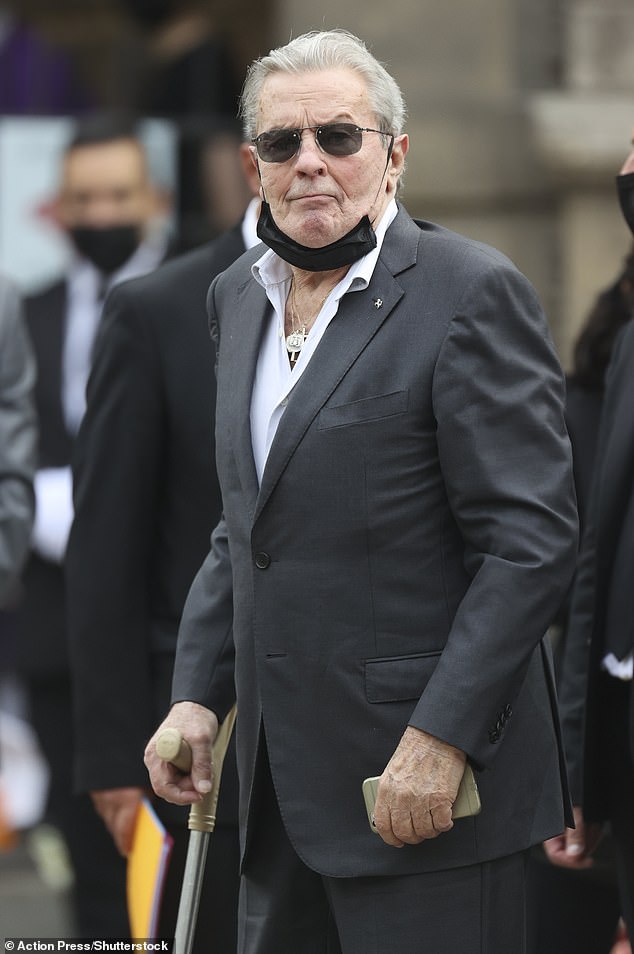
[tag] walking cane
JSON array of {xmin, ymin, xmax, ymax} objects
[{"xmin": 155, "ymin": 704, "xmax": 237, "ymax": 954}]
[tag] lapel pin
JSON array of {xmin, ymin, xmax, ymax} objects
[{"xmin": 373, "ymin": 298, "xmax": 383, "ymax": 310}]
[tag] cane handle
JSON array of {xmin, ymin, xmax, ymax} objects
[
  {"xmin": 155, "ymin": 705, "xmax": 237, "ymax": 834},
  {"xmin": 155, "ymin": 727, "xmax": 192, "ymax": 773}
]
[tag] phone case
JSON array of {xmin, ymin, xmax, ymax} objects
[{"xmin": 362, "ymin": 763, "xmax": 481, "ymax": 832}]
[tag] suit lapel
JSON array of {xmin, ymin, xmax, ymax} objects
[
  {"xmin": 254, "ymin": 208, "xmax": 421, "ymax": 523},
  {"xmin": 227, "ymin": 276, "xmax": 269, "ymax": 512}
]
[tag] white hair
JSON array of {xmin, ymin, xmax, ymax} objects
[{"xmin": 239, "ymin": 30, "xmax": 407, "ymax": 141}]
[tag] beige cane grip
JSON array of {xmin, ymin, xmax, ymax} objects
[
  {"xmin": 155, "ymin": 705, "xmax": 237, "ymax": 835},
  {"xmin": 155, "ymin": 727, "xmax": 193, "ymax": 773}
]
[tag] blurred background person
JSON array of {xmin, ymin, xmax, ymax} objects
[
  {"xmin": 173, "ymin": 120, "xmax": 253, "ymax": 252},
  {"xmin": 0, "ymin": 275, "xmax": 36, "ymax": 609},
  {"xmin": 66, "ymin": 140, "xmax": 260, "ymax": 951},
  {"xmin": 543, "ymin": 138, "xmax": 634, "ymax": 954},
  {"xmin": 14, "ymin": 114, "xmax": 169, "ymax": 936},
  {"xmin": 527, "ymin": 248, "xmax": 634, "ymax": 954},
  {"xmin": 0, "ymin": 273, "xmax": 38, "ymax": 852},
  {"xmin": 565, "ymin": 252, "xmax": 634, "ymax": 543}
]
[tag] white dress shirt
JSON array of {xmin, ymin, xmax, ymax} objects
[
  {"xmin": 241, "ymin": 197, "xmax": 261, "ymax": 252},
  {"xmin": 249, "ymin": 200, "xmax": 397, "ymax": 484},
  {"xmin": 601, "ymin": 653, "xmax": 633, "ymax": 681}
]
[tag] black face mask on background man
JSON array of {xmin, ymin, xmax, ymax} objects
[
  {"xmin": 617, "ymin": 172, "xmax": 634, "ymax": 236},
  {"xmin": 69, "ymin": 224, "xmax": 142, "ymax": 275}
]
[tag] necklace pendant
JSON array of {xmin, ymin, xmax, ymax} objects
[{"xmin": 286, "ymin": 328, "xmax": 306, "ymax": 364}]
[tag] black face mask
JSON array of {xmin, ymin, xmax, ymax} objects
[
  {"xmin": 617, "ymin": 173, "xmax": 634, "ymax": 236},
  {"xmin": 69, "ymin": 224, "xmax": 142, "ymax": 275},
  {"xmin": 256, "ymin": 201, "xmax": 377, "ymax": 272}
]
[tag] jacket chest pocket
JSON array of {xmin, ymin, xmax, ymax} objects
[{"xmin": 318, "ymin": 389, "xmax": 409, "ymax": 430}]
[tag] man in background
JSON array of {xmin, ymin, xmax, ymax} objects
[
  {"xmin": 547, "ymin": 132, "xmax": 634, "ymax": 950},
  {"xmin": 66, "ymin": 142, "xmax": 260, "ymax": 950},
  {"xmin": 0, "ymin": 274, "xmax": 37, "ymax": 850},
  {"xmin": 16, "ymin": 115, "xmax": 167, "ymax": 936}
]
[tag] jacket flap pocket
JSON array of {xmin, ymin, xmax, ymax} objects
[
  {"xmin": 364, "ymin": 651, "xmax": 441, "ymax": 703},
  {"xmin": 318, "ymin": 389, "xmax": 408, "ymax": 430}
]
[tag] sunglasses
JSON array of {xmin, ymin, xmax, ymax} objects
[{"xmin": 251, "ymin": 123, "xmax": 394, "ymax": 163}]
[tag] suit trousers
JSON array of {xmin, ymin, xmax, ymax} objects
[
  {"xmin": 238, "ymin": 745, "xmax": 529, "ymax": 954},
  {"xmin": 27, "ymin": 674, "xmax": 129, "ymax": 936}
]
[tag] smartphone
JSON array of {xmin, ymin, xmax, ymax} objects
[{"xmin": 362, "ymin": 763, "xmax": 481, "ymax": 832}]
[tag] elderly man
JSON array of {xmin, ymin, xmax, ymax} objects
[
  {"xmin": 546, "ymin": 134, "xmax": 634, "ymax": 941},
  {"xmin": 145, "ymin": 30, "xmax": 578, "ymax": 953}
]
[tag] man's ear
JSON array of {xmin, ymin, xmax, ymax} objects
[
  {"xmin": 239, "ymin": 142, "xmax": 261, "ymax": 197},
  {"xmin": 388, "ymin": 134, "xmax": 408, "ymax": 193}
]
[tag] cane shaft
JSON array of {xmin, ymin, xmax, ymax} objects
[
  {"xmin": 173, "ymin": 831, "xmax": 209, "ymax": 954},
  {"xmin": 155, "ymin": 705, "xmax": 238, "ymax": 954}
]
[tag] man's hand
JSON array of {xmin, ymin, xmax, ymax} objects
[
  {"xmin": 373, "ymin": 726, "xmax": 467, "ymax": 847},
  {"xmin": 144, "ymin": 701, "xmax": 219, "ymax": 806},
  {"xmin": 91, "ymin": 787, "xmax": 143, "ymax": 856},
  {"xmin": 543, "ymin": 804, "xmax": 603, "ymax": 869}
]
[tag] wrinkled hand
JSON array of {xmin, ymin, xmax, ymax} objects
[
  {"xmin": 144, "ymin": 701, "xmax": 218, "ymax": 807},
  {"xmin": 543, "ymin": 805, "xmax": 603, "ymax": 870},
  {"xmin": 91, "ymin": 787, "xmax": 144, "ymax": 856},
  {"xmin": 373, "ymin": 726, "xmax": 466, "ymax": 847}
]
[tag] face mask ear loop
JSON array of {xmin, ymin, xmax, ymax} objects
[
  {"xmin": 368, "ymin": 135, "xmax": 396, "ymax": 227},
  {"xmin": 255, "ymin": 159, "xmax": 268, "ymax": 203}
]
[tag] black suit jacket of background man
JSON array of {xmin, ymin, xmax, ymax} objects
[{"xmin": 560, "ymin": 319, "xmax": 634, "ymax": 819}]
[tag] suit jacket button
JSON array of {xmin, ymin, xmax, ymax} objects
[{"xmin": 254, "ymin": 552, "xmax": 271, "ymax": 569}]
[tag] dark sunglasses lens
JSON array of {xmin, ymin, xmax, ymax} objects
[
  {"xmin": 317, "ymin": 124, "xmax": 363, "ymax": 156},
  {"xmin": 257, "ymin": 131, "xmax": 299, "ymax": 162}
]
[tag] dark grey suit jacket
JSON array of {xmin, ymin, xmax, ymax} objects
[{"xmin": 173, "ymin": 206, "xmax": 579, "ymax": 877}]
